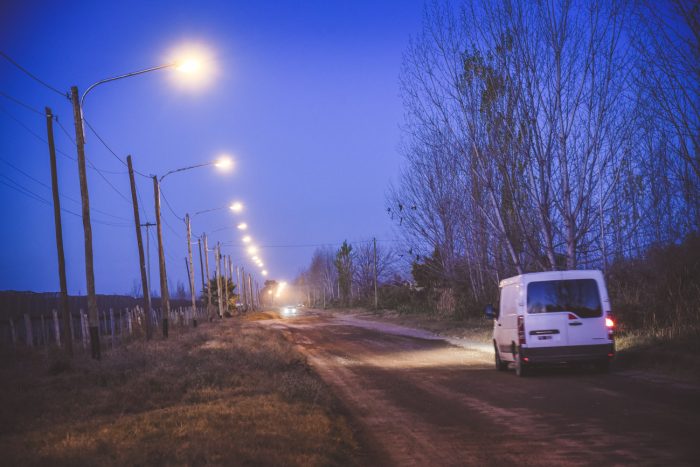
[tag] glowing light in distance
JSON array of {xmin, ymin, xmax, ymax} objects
[
  {"xmin": 262, "ymin": 270, "xmax": 268, "ymax": 276},
  {"xmin": 247, "ymin": 246, "xmax": 258, "ymax": 255},
  {"xmin": 242, "ymin": 235, "xmax": 251, "ymax": 243},
  {"xmin": 237, "ymin": 222, "xmax": 248, "ymax": 230},
  {"xmin": 215, "ymin": 156, "xmax": 233, "ymax": 171},
  {"xmin": 229, "ymin": 201, "xmax": 243, "ymax": 212}
]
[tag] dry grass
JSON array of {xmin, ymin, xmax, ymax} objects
[
  {"xmin": 614, "ymin": 325, "xmax": 700, "ymax": 379},
  {"xmin": 0, "ymin": 319, "xmax": 360, "ymax": 466}
]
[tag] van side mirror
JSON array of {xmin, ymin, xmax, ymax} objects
[{"xmin": 484, "ymin": 304, "xmax": 495, "ymax": 319}]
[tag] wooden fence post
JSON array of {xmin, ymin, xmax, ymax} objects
[
  {"xmin": 41, "ymin": 314, "xmax": 47, "ymax": 347},
  {"xmin": 80, "ymin": 309, "xmax": 87, "ymax": 350},
  {"xmin": 127, "ymin": 308, "xmax": 133, "ymax": 335},
  {"xmin": 24, "ymin": 313, "xmax": 33, "ymax": 348},
  {"xmin": 69, "ymin": 312, "xmax": 74, "ymax": 343},
  {"xmin": 9, "ymin": 317, "xmax": 17, "ymax": 347},
  {"xmin": 110, "ymin": 308, "xmax": 115, "ymax": 349},
  {"xmin": 52, "ymin": 309, "xmax": 61, "ymax": 347}
]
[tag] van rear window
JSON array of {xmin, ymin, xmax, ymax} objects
[{"xmin": 527, "ymin": 279, "xmax": 602, "ymax": 318}]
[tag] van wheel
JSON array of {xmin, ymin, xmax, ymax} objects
[
  {"xmin": 515, "ymin": 352, "xmax": 529, "ymax": 377},
  {"xmin": 494, "ymin": 344, "xmax": 508, "ymax": 371}
]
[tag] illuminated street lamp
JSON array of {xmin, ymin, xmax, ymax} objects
[
  {"xmin": 229, "ymin": 201, "xmax": 243, "ymax": 212},
  {"xmin": 242, "ymin": 235, "xmax": 252, "ymax": 243},
  {"xmin": 70, "ymin": 50, "xmax": 212, "ymax": 355},
  {"xmin": 237, "ymin": 222, "xmax": 248, "ymax": 230},
  {"xmin": 159, "ymin": 155, "xmax": 233, "ymax": 182}
]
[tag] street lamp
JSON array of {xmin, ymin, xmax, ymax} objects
[
  {"xmin": 70, "ymin": 55, "xmax": 208, "ymax": 356},
  {"xmin": 159, "ymin": 155, "xmax": 233, "ymax": 182}
]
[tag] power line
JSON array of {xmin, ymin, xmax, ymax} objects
[
  {"xmin": 0, "ymin": 51, "xmax": 68, "ymax": 98},
  {"xmin": 83, "ymin": 118, "xmax": 150, "ymax": 178},
  {"xmin": 0, "ymin": 90, "xmax": 44, "ymax": 116},
  {"xmin": 159, "ymin": 186, "xmax": 184, "ymax": 221},
  {"xmin": 0, "ymin": 173, "xmax": 129, "ymax": 227},
  {"xmin": 219, "ymin": 239, "xmax": 401, "ymax": 249},
  {"xmin": 0, "ymin": 157, "xmax": 131, "ymax": 222}
]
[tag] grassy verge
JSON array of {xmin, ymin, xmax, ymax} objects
[
  {"xmin": 0, "ymin": 316, "xmax": 359, "ymax": 466},
  {"xmin": 614, "ymin": 325, "xmax": 700, "ymax": 379}
]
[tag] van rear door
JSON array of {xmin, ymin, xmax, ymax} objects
[
  {"xmin": 526, "ymin": 278, "xmax": 604, "ymax": 347},
  {"xmin": 524, "ymin": 313, "xmax": 568, "ymax": 348}
]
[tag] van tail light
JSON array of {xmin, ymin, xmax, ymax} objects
[
  {"xmin": 517, "ymin": 315, "xmax": 526, "ymax": 345},
  {"xmin": 606, "ymin": 313, "xmax": 615, "ymax": 341}
]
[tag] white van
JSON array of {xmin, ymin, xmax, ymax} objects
[{"xmin": 484, "ymin": 270, "xmax": 615, "ymax": 376}]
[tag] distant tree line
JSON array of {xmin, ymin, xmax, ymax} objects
[{"xmin": 296, "ymin": 240, "xmax": 400, "ymax": 307}]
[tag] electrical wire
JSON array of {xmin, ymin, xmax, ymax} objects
[
  {"xmin": 219, "ymin": 239, "xmax": 401, "ymax": 249},
  {"xmin": 0, "ymin": 90, "xmax": 44, "ymax": 116},
  {"xmin": 0, "ymin": 51, "xmax": 68, "ymax": 98},
  {"xmin": 83, "ymin": 118, "xmax": 150, "ymax": 178},
  {"xmin": 0, "ymin": 157, "xmax": 131, "ymax": 222},
  {"xmin": 0, "ymin": 173, "xmax": 130, "ymax": 227},
  {"xmin": 159, "ymin": 186, "xmax": 184, "ymax": 221}
]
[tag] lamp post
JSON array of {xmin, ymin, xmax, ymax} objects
[
  {"xmin": 154, "ymin": 156, "xmax": 233, "ymax": 335},
  {"xmin": 69, "ymin": 53, "xmax": 209, "ymax": 352},
  {"xmin": 70, "ymin": 63, "xmax": 184, "ymax": 357}
]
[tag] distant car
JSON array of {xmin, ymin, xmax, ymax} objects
[
  {"xmin": 281, "ymin": 305, "xmax": 297, "ymax": 316},
  {"xmin": 485, "ymin": 269, "xmax": 615, "ymax": 376}
]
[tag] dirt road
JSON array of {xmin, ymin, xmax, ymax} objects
[{"xmin": 254, "ymin": 309, "xmax": 700, "ymax": 466}]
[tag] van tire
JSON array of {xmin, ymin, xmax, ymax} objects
[
  {"xmin": 515, "ymin": 352, "xmax": 529, "ymax": 377},
  {"xmin": 494, "ymin": 344, "xmax": 508, "ymax": 371}
]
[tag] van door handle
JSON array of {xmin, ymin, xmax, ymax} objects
[{"xmin": 568, "ymin": 322, "xmax": 583, "ymax": 326}]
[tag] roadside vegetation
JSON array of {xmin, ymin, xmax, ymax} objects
[{"xmin": 0, "ymin": 317, "xmax": 360, "ymax": 466}]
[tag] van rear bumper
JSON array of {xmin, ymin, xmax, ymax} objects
[{"xmin": 521, "ymin": 343, "xmax": 614, "ymax": 363}]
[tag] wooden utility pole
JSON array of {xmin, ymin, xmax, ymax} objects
[
  {"xmin": 152, "ymin": 176, "xmax": 170, "ymax": 338},
  {"xmin": 203, "ymin": 234, "xmax": 212, "ymax": 320},
  {"xmin": 248, "ymin": 274, "xmax": 254, "ymax": 311},
  {"xmin": 46, "ymin": 107, "xmax": 72, "ymax": 357},
  {"xmin": 197, "ymin": 237, "xmax": 205, "ymax": 304},
  {"xmin": 240, "ymin": 267, "xmax": 247, "ymax": 310},
  {"xmin": 228, "ymin": 255, "xmax": 234, "ymax": 309},
  {"xmin": 127, "ymin": 155, "xmax": 152, "ymax": 339},
  {"xmin": 215, "ymin": 243, "xmax": 224, "ymax": 318},
  {"xmin": 223, "ymin": 254, "xmax": 230, "ymax": 315},
  {"xmin": 236, "ymin": 266, "xmax": 241, "ymax": 303},
  {"xmin": 373, "ymin": 237, "xmax": 379, "ymax": 310},
  {"xmin": 185, "ymin": 214, "xmax": 197, "ymax": 327},
  {"xmin": 70, "ymin": 87, "xmax": 100, "ymax": 360}
]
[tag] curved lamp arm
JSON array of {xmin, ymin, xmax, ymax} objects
[{"xmin": 81, "ymin": 63, "xmax": 175, "ymax": 109}]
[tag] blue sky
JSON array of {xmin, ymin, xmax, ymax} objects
[{"xmin": 0, "ymin": 0, "xmax": 423, "ymax": 294}]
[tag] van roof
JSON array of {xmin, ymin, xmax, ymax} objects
[{"xmin": 499, "ymin": 269, "xmax": 603, "ymax": 288}]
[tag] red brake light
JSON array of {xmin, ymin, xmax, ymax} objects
[{"xmin": 605, "ymin": 317, "xmax": 614, "ymax": 328}]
